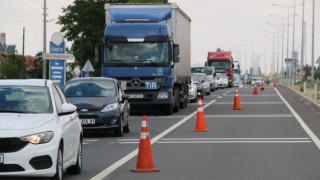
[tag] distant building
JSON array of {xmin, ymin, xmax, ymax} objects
[{"xmin": 0, "ymin": 33, "xmax": 17, "ymax": 65}]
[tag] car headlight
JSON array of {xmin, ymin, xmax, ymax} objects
[
  {"xmin": 101, "ymin": 103, "xmax": 118, "ymax": 112},
  {"xmin": 20, "ymin": 131, "xmax": 54, "ymax": 144}
]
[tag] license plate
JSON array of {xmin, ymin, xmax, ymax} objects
[
  {"xmin": 128, "ymin": 94, "xmax": 144, "ymax": 99},
  {"xmin": 145, "ymin": 82, "xmax": 157, "ymax": 89},
  {"xmin": 0, "ymin": 154, "xmax": 3, "ymax": 164},
  {"xmin": 80, "ymin": 119, "xmax": 95, "ymax": 125}
]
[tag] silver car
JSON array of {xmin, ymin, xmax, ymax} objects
[{"xmin": 192, "ymin": 73, "xmax": 211, "ymax": 95}]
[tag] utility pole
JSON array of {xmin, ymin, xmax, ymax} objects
[
  {"xmin": 300, "ymin": 0, "xmax": 305, "ymax": 81},
  {"xmin": 42, "ymin": 0, "xmax": 47, "ymax": 79},
  {"xmin": 311, "ymin": 0, "xmax": 315, "ymax": 83}
]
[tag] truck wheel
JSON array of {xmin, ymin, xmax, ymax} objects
[
  {"xmin": 180, "ymin": 95, "xmax": 187, "ymax": 109},
  {"xmin": 173, "ymin": 88, "xmax": 180, "ymax": 112}
]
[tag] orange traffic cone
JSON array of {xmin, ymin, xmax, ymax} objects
[
  {"xmin": 232, "ymin": 87, "xmax": 242, "ymax": 110},
  {"xmin": 253, "ymin": 82, "xmax": 258, "ymax": 95},
  {"xmin": 131, "ymin": 115, "xmax": 160, "ymax": 172},
  {"xmin": 193, "ymin": 98, "xmax": 208, "ymax": 132},
  {"xmin": 273, "ymin": 80, "xmax": 277, "ymax": 88},
  {"xmin": 260, "ymin": 82, "xmax": 264, "ymax": 91}
]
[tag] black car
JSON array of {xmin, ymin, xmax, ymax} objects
[{"xmin": 64, "ymin": 77, "xmax": 130, "ymax": 137}]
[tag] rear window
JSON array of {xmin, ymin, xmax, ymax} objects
[{"xmin": 191, "ymin": 67, "xmax": 212, "ymax": 75}]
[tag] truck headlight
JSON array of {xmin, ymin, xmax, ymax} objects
[
  {"xmin": 20, "ymin": 132, "xmax": 54, "ymax": 144},
  {"xmin": 101, "ymin": 103, "xmax": 118, "ymax": 112},
  {"xmin": 158, "ymin": 92, "xmax": 168, "ymax": 99}
]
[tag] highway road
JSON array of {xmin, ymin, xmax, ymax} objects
[{"xmin": 8, "ymin": 85, "xmax": 320, "ymax": 180}]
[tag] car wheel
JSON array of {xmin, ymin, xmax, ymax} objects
[
  {"xmin": 114, "ymin": 116, "xmax": 124, "ymax": 137},
  {"xmin": 66, "ymin": 140, "xmax": 82, "ymax": 174},
  {"xmin": 123, "ymin": 118, "xmax": 130, "ymax": 133},
  {"xmin": 50, "ymin": 146, "xmax": 63, "ymax": 180}
]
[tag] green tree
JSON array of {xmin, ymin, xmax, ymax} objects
[
  {"xmin": 57, "ymin": 0, "xmax": 167, "ymax": 76},
  {"xmin": 0, "ymin": 53, "xmax": 27, "ymax": 79},
  {"xmin": 27, "ymin": 51, "xmax": 44, "ymax": 78}
]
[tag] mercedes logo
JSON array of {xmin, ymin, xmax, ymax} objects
[{"xmin": 131, "ymin": 78, "xmax": 141, "ymax": 87}]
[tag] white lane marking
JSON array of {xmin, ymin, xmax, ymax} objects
[
  {"xmin": 275, "ymin": 88, "xmax": 320, "ymax": 151},
  {"xmin": 217, "ymin": 96, "xmax": 222, "ymax": 99},
  {"xmin": 158, "ymin": 141, "xmax": 311, "ymax": 144},
  {"xmin": 90, "ymin": 99, "xmax": 217, "ymax": 180},
  {"xmin": 204, "ymin": 114, "xmax": 293, "ymax": 118},
  {"xmin": 84, "ymin": 139, "xmax": 99, "ymax": 142},
  {"xmin": 214, "ymin": 102, "xmax": 283, "ymax": 104},
  {"xmin": 222, "ymin": 93, "xmax": 226, "ymax": 96}
]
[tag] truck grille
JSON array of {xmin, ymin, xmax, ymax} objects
[{"xmin": 0, "ymin": 138, "xmax": 28, "ymax": 153}]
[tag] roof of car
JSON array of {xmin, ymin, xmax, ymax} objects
[{"xmin": 0, "ymin": 79, "xmax": 53, "ymax": 87}]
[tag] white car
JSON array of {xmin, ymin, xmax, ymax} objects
[
  {"xmin": 220, "ymin": 73, "xmax": 229, "ymax": 88},
  {"xmin": 188, "ymin": 76, "xmax": 200, "ymax": 102},
  {"xmin": 251, "ymin": 77, "xmax": 263, "ymax": 86},
  {"xmin": 192, "ymin": 73, "xmax": 211, "ymax": 95},
  {"xmin": 0, "ymin": 79, "xmax": 83, "ymax": 180}
]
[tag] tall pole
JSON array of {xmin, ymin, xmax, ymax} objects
[
  {"xmin": 286, "ymin": 8, "xmax": 290, "ymax": 80},
  {"xmin": 292, "ymin": 0, "xmax": 296, "ymax": 81},
  {"xmin": 311, "ymin": 0, "xmax": 315, "ymax": 83},
  {"xmin": 301, "ymin": 0, "xmax": 305, "ymax": 81},
  {"xmin": 42, "ymin": 0, "xmax": 47, "ymax": 79}
]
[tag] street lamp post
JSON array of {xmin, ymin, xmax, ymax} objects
[
  {"xmin": 300, "ymin": 0, "xmax": 305, "ymax": 81},
  {"xmin": 311, "ymin": 0, "xmax": 315, "ymax": 83}
]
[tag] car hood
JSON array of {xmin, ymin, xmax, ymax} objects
[
  {"xmin": 0, "ymin": 113, "xmax": 54, "ymax": 130},
  {"xmin": 68, "ymin": 96, "xmax": 117, "ymax": 109}
]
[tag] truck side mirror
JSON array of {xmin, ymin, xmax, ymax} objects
[
  {"xmin": 232, "ymin": 63, "xmax": 234, "ymax": 68},
  {"xmin": 204, "ymin": 62, "xmax": 208, "ymax": 66}
]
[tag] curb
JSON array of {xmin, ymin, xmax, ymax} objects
[{"xmin": 281, "ymin": 85, "xmax": 320, "ymax": 112}]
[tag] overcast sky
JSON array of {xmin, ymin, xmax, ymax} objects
[{"xmin": 1, "ymin": 0, "xmax": 319, "ymax": 75}]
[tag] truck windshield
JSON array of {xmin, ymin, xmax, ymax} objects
[
  {"xmin": 209, "ymin": 61, "xmax": 230, "ymax": 69},
  {"xmin": 104, "ymin": 42, "xmax": 169, "ymax": 66}
]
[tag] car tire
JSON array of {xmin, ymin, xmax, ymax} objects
[
  {"xmin": 123, "ymin": 118, "xmax": 130, "ymax": 133},
  {"xmin": 66, "ymin": 140, "xmax": 82, "ymax": 175},
  {"xmin": 50, "ymin": 146, "xmax": 63, "ymax": 180},
  {"xmin": 114, "ymin": 116, "xmax": 124, "ymax": 137}
]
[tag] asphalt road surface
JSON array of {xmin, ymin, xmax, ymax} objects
[{"xmin": 5, "ymin": 85, "xmax": 320, "ymax": 180}]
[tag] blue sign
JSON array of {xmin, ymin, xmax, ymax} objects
[{"xmin": 49, "ymin": 41, "xmax": 66, "ymax": 87}]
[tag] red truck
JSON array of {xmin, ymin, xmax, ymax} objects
[{"xmin": 207, "ymin": 50, "xmax": 234, "ymax": 87}]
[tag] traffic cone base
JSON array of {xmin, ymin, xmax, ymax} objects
[
  {"xmin": 193, "ymin": 98, "xmax": 208, "ymax": 132},
  {"xmin": 233, "ymin": 87, "xmax": 242, "ymax": 110},
  {"xmin": 131, "ymin": 116, "xmax": 160, "ymax": 172}
]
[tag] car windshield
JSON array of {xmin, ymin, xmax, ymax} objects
[
  {"xmin": 0, "ymin": 86, "xmax": 52, "ymax": 114},
  {"xmin": 64, "ymin": 80, "xmax": 116, "ymax": 97},
  {"xmin": 191, "ymin": 67, "xmax": 212, "ymax": 75},
  {"xmin": 104, "ymin": 42, "xmax": 169, "ymax": 67}
]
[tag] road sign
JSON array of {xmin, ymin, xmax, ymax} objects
[
  {"xmin": 49, "ymin": 33, "xmax": 66, "ymax": 87},
  {"xmin": 82, "ymin": 59, "xmax": 95, "ymax": 77}
]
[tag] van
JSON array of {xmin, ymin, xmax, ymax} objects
[{"xmin": 191, "ymin": 66, "xmax": 217, "ymax": 92}]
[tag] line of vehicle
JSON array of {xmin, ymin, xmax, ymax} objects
[
  {"xmin": 276, "ymin": 88, "xmax": 320, "ymax": 151},
  {"xmin": 90, "ymin": 99, "xmax": 217, "ymax": 180}
]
